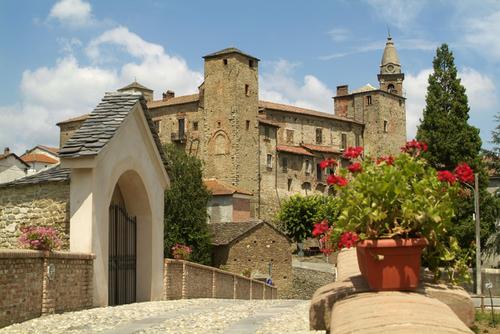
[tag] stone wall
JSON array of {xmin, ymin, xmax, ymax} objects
[
  {"xmin": 0, "ymin": 250, "xmax": 94, "ymax": 328},
  {"xmin": 0, "ymin": 183, "xmax": 70, "ymax": 249},
  {"xmin": 163, "ymin": 259, "xmax": 276, "ymax": 300},
  {"xmin": 212, "ymin": 223, "xmax": 292, "ymax": 296}
]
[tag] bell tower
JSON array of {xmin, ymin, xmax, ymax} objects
[{"xmin": 378, "ymin": 35, "xmax": 404, "ymax": 96}]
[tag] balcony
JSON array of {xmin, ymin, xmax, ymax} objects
[{"xmin": 171, "ymin": 132, "xmax": 187, "ymax": 143}]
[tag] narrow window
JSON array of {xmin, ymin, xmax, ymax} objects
[
  {"xmin": 193, "ymin": 121, "xmax": 199, "ymax": 131},
  {"xmin": 286, "ymin": 129, "xmax": 294, "ymax": 144},
  {"xmin": 367, "ymin": 95, "xmax": 372, "ymax": 105},
  {"xmin": 223, "ymin": 59, "xmax": 228, "ymax": 65},
  {"xmin": 249, "ymin": 60, "xmax": 254, "ymax": 68},
  {"xmin": 217, "ymin": 121, "xmax": 221, "ymax": 128},
  {"xmin": 287, "ymin": 178, "xmax": 292, "ymax": 191},
  {"xmin": 153, "ymin": 120, "xmax": 161, "ymax": 133},
  {"xmin": 267, "ymin": 154, "xmax": 273, "ymax": 169},
  {"xmin": 246, "ymin": 120, "xmax": 250, "ymax": 130},
  {"xmin": 245, "ymin": 84, "xmax": 250, "ymax": 96},
  {"xmin": 355, "ymin": 134, "xmax": 360, "ymax": 147},
  {"xmin": 316, "ymin": 163, "xmax": 322, "ymax": 181},
  {"xmin": 282, "ymin": 157, "xmax": 288, "ymax": 172},
  {"xmin": 315, "ymin": 128, "xmax": 322, "ymax": 144},
  {"xmin": 341, "ymin": 133, "xmax": 347, "ymax": 150},
  {"xmin": 178, "ymin": 118, "xmax": 185, "ymax": 137},
  {"xmin": 305, "ymin": 160, "xmax": 311, "ymax": 175},
  {"xmin": 264, "ymin": 126, "xmax": 270, "ymax": 139},
  {"xmin": 399, "ymin": 99, "xmax": 403, "ymax": 106},
  {"xmin": 384, "ymin": 120, "xmax": 388, "ymax": 133}
]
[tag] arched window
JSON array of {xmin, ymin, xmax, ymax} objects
[{"xmin": 388, "ymin": 84, "xmax": 396, "ymax": 93}]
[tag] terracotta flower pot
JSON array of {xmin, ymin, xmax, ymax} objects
[{"xmin": 356, "ymin": 238, "xmax": 428, "ymax": 291}]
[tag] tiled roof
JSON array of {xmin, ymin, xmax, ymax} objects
[
  {"xmin": 117, "ymin": 81, "xmax": 153, "ymax": 92},
  {"xmin": 276, "ymin": 145, "xmax": 314, "ymax": 156},
  {"xmin": 59, "ymin": 92, "xmax": 168, "ymax": 168},
  {"xmin": 208, "ymin": 221, "xmax": 289, "ymax": 246},
  {"xmin": 257, "ymin": 116, "xmax": 281, "ymax": 128},
  {"xmin": 56, "ymin": 113, "xmax": 90, "ymax": 126},
  {"xmin": 259, "ymin": 100, "xmax": 364, "ymax": 125},
  {"xmin": 0, "ymin": 165, "xmax": 70, "ymax": 188},
  {"xmin": 204, "ymin": 178, "xmax": 253, "ymax": 196},
  {"xmin": 203, "ymin": 47, "xmax": 260, "ymax": 61},
  {"xmin": 0, "ymin": 153, "xmax": 30, "ymax": 167},
  {"xmin": 21, "ymin": 153, "xmax": 58, "ymax": 164},
  {"xmin": 36, "ymin": 145, "xmax": 59, "ymax": 155},
  {"xmin": 300, "ymin": 143, "xmax": 342, "ymax": 154},
  {"xmin": 147, "ymin": 94, "xmax": 200, "ymax": 109}
]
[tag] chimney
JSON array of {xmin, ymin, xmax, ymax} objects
[
  {"xmin": 162, "ymin": 90, "xmax": 175, "ymax": 101},
  {"xmin": 3, "ymin": 147, "xmax": 10, "ymax": 155},
  {"xmin": 336, "ymin": 85, "xmax": 349, "ymax": 96}
]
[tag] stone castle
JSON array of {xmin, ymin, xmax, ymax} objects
[{"xmin": 58, "ymin": 36, "xmax": 406, "ymax": 220}]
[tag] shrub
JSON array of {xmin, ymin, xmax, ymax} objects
[{"xmin": 18, "ymin": 226, "xmax": 61, "ymax": 251}]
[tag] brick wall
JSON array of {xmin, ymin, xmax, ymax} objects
[
  {"xmin": 0, "ymin": 250, "xmax": 94, "ymax": 328},
  {"xmin": 0, "ymin": 183, "xmax": 70, "ymax": 249},
  {"xmin": 164, "ymin": 259, "xmax": 276, "ymax": 300}
]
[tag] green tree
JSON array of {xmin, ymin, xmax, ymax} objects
[
  {"xmin": 416, "ymin": 44, "xmax": 497, "ymax": 252},
  {"xmin": 163, "ymin": 144, "xmax": 212, "ymax": 264}
]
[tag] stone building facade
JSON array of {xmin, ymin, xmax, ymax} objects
[{"xmin": 57, "ymin": 37, "xmax": 406, "ymax": 220}]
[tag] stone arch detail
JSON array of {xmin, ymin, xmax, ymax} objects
[{"xmin": 209, "ymin": 130, "xmax": 231, "ymax": 155}]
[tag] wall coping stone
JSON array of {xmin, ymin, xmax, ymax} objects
[
  {"xmin": 0, "ymin": 249, "xmax": 95, "ymax": 259},
  {"xmin": 165, "ymin": 258, "xmax": 272, "ymax": 288},
  {"xmin": 309, "ymin": 248, "xmax": 475, "ymax": 332}
]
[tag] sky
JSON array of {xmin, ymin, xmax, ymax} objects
[{"xmin": 0, "ymin": 0, "xmax": 499, "ymax": 153}]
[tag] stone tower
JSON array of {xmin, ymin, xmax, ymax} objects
[
  {"xmin": 200, "ymin": 48, "xmax": 260, "ymax": 215},
  {"xmin": 377, "ymin": 36, "xmax": 404, "ymax": 96}
]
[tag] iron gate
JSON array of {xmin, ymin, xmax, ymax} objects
[{"xmin": 108, "ymin": 204, "xmax": 137, "ymax": 306}]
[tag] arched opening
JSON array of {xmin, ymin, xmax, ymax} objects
[
  {"xmin": 387, "ymin": 84, "xmax": 396, "ymax": 94},
  {"xmin": 108, "ymin": 170, "xmax": 152, "ymax": 305}
]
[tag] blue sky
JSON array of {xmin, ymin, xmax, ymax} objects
[{"xmin": 1, "ymin": 0, "xmax": 499, "ymax": 153}]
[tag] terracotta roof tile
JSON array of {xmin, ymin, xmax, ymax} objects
[
  {"xmin": 21, "ymin": 154, "xmax": 59, "ymax": 164},
  {"xmin": 36, "ymin": 145, "xmax": 59, "ymax": 155},
  {"xmin": 276, "ymin": 145, "xmax": 314, "ymax": 156},
  {"xmin": 301, "ymin": 143, "xmax": 342, "ymax": 154},
  {"xmin": 204, "ymin": 178, "xmax": 253, "ymax": 196},
  {"xmin": 147, "ymin": 94, "xmax": 199, "ymax": 109},
  {"xmin": 0, "ymin": 153, "xmax": 30, "ymax": 167},
  {"xmin": 259, "ymin": 100, "xmax": 364, "ymax": 125}
]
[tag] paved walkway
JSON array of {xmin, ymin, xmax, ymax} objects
[{"xmin": 0, "ymin": 299, "xmax": 325, "ymax": 334}]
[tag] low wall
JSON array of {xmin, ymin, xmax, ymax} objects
[
  {"xmin": 0, "ymin": 250, "xmax": 94, "ymax": 328},
  {"xmin": 164, "ymin": 259, "xmax": 277, "ymax": 300}
]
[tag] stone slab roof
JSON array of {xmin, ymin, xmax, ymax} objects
[
  {"xmin": 117, "ymin": 81, "xmax": 153, "ymax": 92},
  {"xmin": 58, "ymin": 92, "xmax": 167, "ymax": 168},
  {"xmin": 0, "ymin": 165, "xmax": 70, "ymax": 188},
  {"xmin": 276, "ymin": 145, "xmax": 314, "ymax": 157},
  {"xmin": 204, "ymin": 178, "xmax": 253, "ymax": 196},
  {"xmin": 203, "ymin": 47, "xmax": 260, "ymax": 61},
  {"xmin": 56, "ymin": 113, "xmax": 91, "ymax": 126},
  {"xmin": 259, "ymin": 101, "xmax": 364, "ymax": 125},
  {"xmin": 208, "ymin": 221, "xmax": 289, "ymax": 246}
]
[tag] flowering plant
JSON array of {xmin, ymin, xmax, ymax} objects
[
  {"xmin": 313, "ymin": 141, "xmax": 474, "ymax": 281},
  {"xmin": 18, "ymin": 226, "xmax": 61, "ymax": 251},
  {"xmin": 171, "ymin": 243, "xmax": 192, "ymax": 260}
]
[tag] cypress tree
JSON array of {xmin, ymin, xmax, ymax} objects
[{"xmin": 163, "ymin": 144, "xmax": 212, "ymax": 264}]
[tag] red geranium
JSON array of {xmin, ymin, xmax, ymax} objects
[
  {"xmin": 327, "ymin": 174, "xmax": 348, "ymax": 187},
  {"xmin": 343, "ymin": 146, "xmax": 363, "ymax": 159},
  {"xmin": 401, "ymin": 139, "xmax": 428, "ymax": 154},
  {"xmin": 376, "ymin": 156, "xmax": 394, "ymax": 166},
  {"xmin": 320, "ymin": 158, "xmax": 337, "ymax": 170},
  {"xmin": 437, "ymin": 170, "xmax": 456, "ymax": 185},
  {"xmin": 347, "ymin": 162, "xmax": 362, "ymax": 173},
  {"xmin": 312, "ymin": 220, "xmax": 330, "ymax": 237},
  {"xmin": 454, "ymin": 163, "xmax": 474, "ymax": 183},
  {"xmin": 338, "ymin": 232, "xmax": 359, "ymax": 249}
]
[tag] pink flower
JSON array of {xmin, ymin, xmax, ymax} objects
[
  {"xmin": 347, "ymin": 162, "xmax": 362, "ymax": 173},
  {"xmin": 454, "ymin": 163, "xmax": 474, "ymax": 184},
  {"xmin": 338, "ymin": 232, "xmax": 359, "ymax": 249},
  {"xmin": 437, "ymin": 170, "xmax": 456, "ymax": 185},
  {"xmin": 312, "ymin": 220, "xmax": 330, "ymax": 237},
  {"xmin": 343, "ymin": 146, "xmax": 364, "ymax": 159}
]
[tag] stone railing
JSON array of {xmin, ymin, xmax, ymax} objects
[
  {"xmin": 164, "ymin": 259, "xmax": 277, "ymax": 300},
  {"xmin": 0, "ymin": 249, "xmax": 94, "ymax": 328}
]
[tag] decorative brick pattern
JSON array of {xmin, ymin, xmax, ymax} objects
[
  {"xmin": 164, "ymin": 259, "xmax": 276, "ymax": 301},
  {"xmin": 0, "ymin": 250, "xmax": 94, "ymax": 328}
]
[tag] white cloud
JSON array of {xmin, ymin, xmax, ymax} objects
[
  {"xmin": 363, "ymin": 0, "xmax": 426, "ymax": 29},
  {"xmin": 404, "ymin": 67, "xmax": 496, "ymax": 140},
  {"xmin": 48, "ymin": 0, "xmax": 94, "ymax": 27},
  {"xmin": 328, "ymin": 28, "xmax": 350, "ymax": 42},
  {"xmin": 260, "ymin": 59, "xmax": 334, "ymax": 112},
  {"xmin": 464, "ymin": 10, "xmax": 500, "ymax": 62},
  {"xmin": 86, "ymin": 27, "xmax": 203, "ymax": 96}
]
